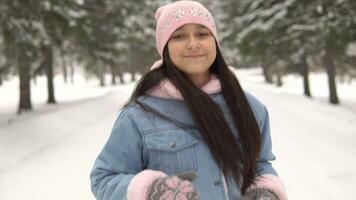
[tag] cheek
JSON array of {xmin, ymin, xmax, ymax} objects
[
  {"xmin": 202, "ymin": 39, "xmax": 216, "ymax": 54},
  {"xmin": 210, "ymin": 40, "xmax": 217, "ymax": 54},
  {"xmin": 212, "ymin": 48, "xmax": 217, "ymax": 60},
  {"xmin": 208, "ymin": 42, "xmax": 217, "ymax": 61},
  {"xmin": 167, "ymin": 43, "xmax": 180, "ymax": 61}
]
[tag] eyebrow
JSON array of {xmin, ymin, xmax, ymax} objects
[{"xmin": 175, "ymin": 25, "xmax": 208, "ymax": 32}]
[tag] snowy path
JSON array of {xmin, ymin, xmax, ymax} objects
[
  {"xmin": 0, "ymin": 89, "xmax": 132, "ymax": 200},
  {"xmin": 0, "ymin": 71, "xmax": 355, "ymax": 199}
]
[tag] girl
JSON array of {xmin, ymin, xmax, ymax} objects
[{"xmin": 90, "ymin": 1, "xmax": 287, "ymax": 200}]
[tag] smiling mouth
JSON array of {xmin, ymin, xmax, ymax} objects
[{"xmin": 183, "ymin": 54, "xmax": 205, "ymax": 58}]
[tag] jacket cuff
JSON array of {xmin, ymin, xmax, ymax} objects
[
  {"xmin": 127, "ymin": 170, "xmax": 167, "ymax": 200},
  {"xmin": 248, "ymin": 174, "xmax": 288, "ymax": 200}
]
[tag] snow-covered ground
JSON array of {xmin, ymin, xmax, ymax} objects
[
  {"xmin": 0, "ymin": 69, "xmax": 355, "ymax": 199},
  {"xmin": 235, "ymin": 69, "xmax": 356, "ymax": 200}
]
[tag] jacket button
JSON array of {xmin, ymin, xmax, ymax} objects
[
  {"xmin": 214, "ymin": 180, "xmax": 221, "ymax": 186},
  {"xmin": 170, "ymin": 142, "xmax": 176, "ymax": 148}
]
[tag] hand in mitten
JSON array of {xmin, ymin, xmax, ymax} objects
[
  {"xmin": 147, "ymin": 171, "xmax": 199, "ymax": 200},
  {"xmin": 242, "ymin": 188, "xmax": 279, "ymax": 200}
]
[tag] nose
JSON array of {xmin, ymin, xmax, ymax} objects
[{"xmin": 186, "ymin": 35, "xmax": 200, "ymax": 50}]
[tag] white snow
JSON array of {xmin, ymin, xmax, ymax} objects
[
  {"xmin": 0, "ymin": 72, "xmax": 136, "ymax": 200},
  {"xmin": 316, "ymin": 5, "xmax": 323, "ymax": 14},
  {"xmin": 346, "ymin": 42, "xmax": 356, "ymax": 57},
  {"xmin": 237, "ymin": 0, "xmax": 296, "ymax": 43},
  {"xmin": 0, "ymin": 68, "xmax": 355, "ymax": 199},
  {"xmin": 235, "ymin": 68, "xmax": 356, "ymax": 199},
  {"xmin": 287, "ymin": 24, "xmax": 317, "ymax": 33}
]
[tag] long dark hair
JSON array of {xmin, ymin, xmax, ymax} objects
[{"xmin": 125, "ymin": 44, "xmax": 261, "ymax": 194}]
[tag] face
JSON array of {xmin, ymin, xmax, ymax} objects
[{"xmin": 167, "ymin": 24, "xmax": 217, "ymax": 79}]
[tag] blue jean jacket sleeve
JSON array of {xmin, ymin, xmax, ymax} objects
[
  {"xmin": 256, "ymin": 107, "xmax": 278, "ymax": 177},
  {"xmin": 90, "ymin": 109, "xmax": 144, "ymax": 200}
]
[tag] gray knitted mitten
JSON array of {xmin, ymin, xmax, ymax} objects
[
  {"xmin": 242, "ymin": 188, "xmax": 279, "ymax": 200},
  {"xmin": 147, "ymin": 171, "xmax": 199, "ymax": 200}
]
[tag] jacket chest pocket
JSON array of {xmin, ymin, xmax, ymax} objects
[{"xmin": 144, "ymin": 128, "xmax": 198, "ymax": 175}]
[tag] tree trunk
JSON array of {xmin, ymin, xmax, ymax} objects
[
  {"xmin": 130, "ymin": 71, "xmax": 136, "ymax": 82},
  {"xmin": 32, "ymin": 75, "xmax": 38, "ymax": 85},
  {"xmin": 62, "ymin": 57, "xmax": 68, "ymax": 84},
  {"xmin": 99, "ymin": 66, "xmax": 105, "ymax": 87},
  {"xmin": 118, "ymin": 67, "xmax": 124, "ymax": 84},
  {"xmin": 110, "ymin": 65, "xmax": 116, "ymax": 85},
  {"xmin": 118, "ymin": 73, "xmax": 124, "ymax": 84},
  {"xmin": 0, "ymin": 63, "xmax": 11, "ymax": 86},
  {"xmin": 44, "ymin": 45, "xmax": 56, "ymax": 104},
  {"xmin": 276, "ymin": 72, "xmax": 283, "ymax": 87},
  {"xmin": 301, "ymin": 53, "xmax": 311, "ymax": 97},
  {"xmin": 99, "ymin": 73, "xmax": 105, "ymax": 87},
  {"xmin": 17, "ymin": 47, "xmax": 32, "ymax": 113},
  {"xmin": 70, "ymin": 61, "xmax": 74, "ymax": 84},
  {"xmin": 324, "ymin": 46, "xmax": 339, "ymax": 104},
  {"xmin": 261, "ymin": 58, "xmax": 273, "ymax": 84}
]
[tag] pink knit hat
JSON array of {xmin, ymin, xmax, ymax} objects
[{"xmin": 155, "ymin": 0, "xmax": 218, "ymax": 57}]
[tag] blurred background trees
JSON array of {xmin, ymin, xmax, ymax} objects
[
  {"xmin": 223, "ymin": 0, "xmax": 356, "ymax": 104},
  {"xmin": 0, "ymin": 0, "xmax": 355, "ymax": 113}
]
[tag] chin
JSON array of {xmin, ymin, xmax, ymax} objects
[{"xmin": 186, "ymin": 69, "xmax": 210, "ymax": 75}]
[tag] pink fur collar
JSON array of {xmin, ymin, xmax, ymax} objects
[{"xmin": 148, "ymin": 74, "xmax": 221, "ymax": 100}]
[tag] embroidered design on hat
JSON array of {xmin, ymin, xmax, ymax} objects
[{"xmin": 161, "ymin": 7, "xmax": 215, "ymax": 33}]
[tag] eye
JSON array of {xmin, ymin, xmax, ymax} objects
[
  {"xmin": 197, "ymin": 32, "xmax": 210, "ymax": 37},
  {"xmin": 171, "ymin": 33, "xmax": 185, "ymax": 40}
]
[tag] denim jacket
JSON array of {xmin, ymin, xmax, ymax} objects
[{"xmin": 90, "ymin": 92, "xmax": 278, "ymax": 200}]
